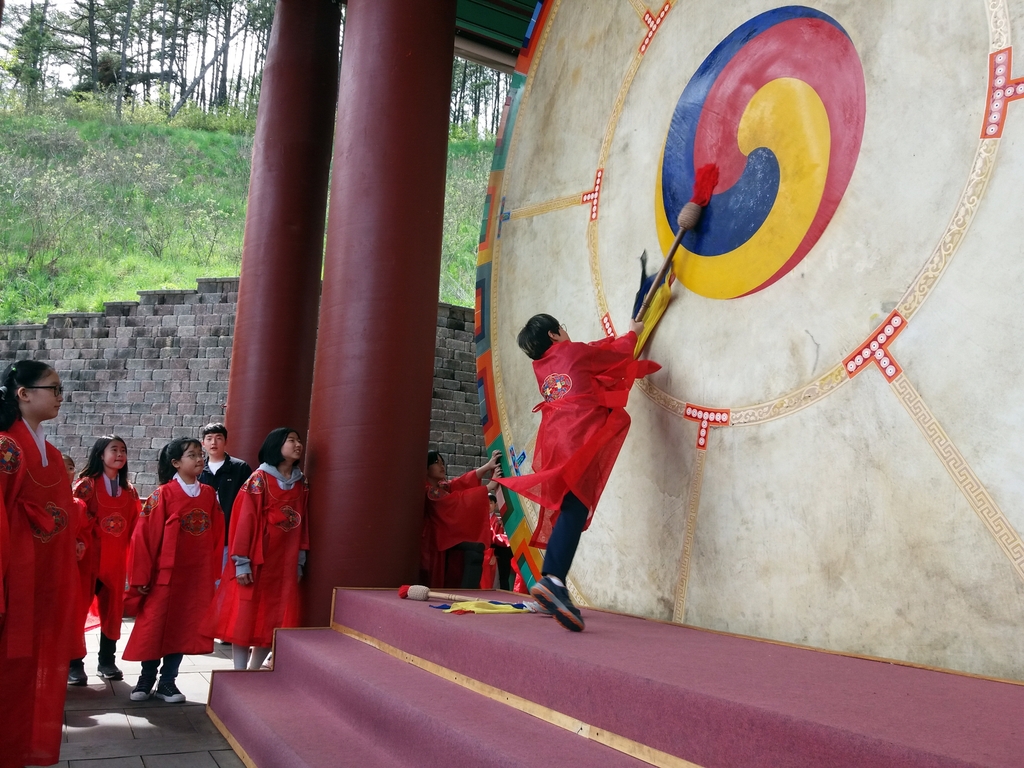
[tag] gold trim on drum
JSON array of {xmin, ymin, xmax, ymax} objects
[
  {"xmin": 673, "ymin": 448, "xmax": 707, "ymax": 623},
  {"xmin": 509, "ymin": 191, "xmax": 591, "ymax": 220},
  {"xmin": 628, "ymin": 0, "xmax": 649, "ymax": 19},
  {"xmin": 988, "ymin": 0, "xmax": 1010, "ymax": 51},
  {"xmin": 890, "ymin": 373, "xmax": 1024, "ymax": 584},
  {"xmin": 897, "ymin": 139, "xmax": 999, "ymax": 320}
]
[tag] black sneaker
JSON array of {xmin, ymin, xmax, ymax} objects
[
  {"xmin": 67, "ymin": 662, "xmax": 88, "ymax": 686},
  {"xmin": 154, "ymin": 680, "xmax": 186, "ymax": 703},
  {"xmin": 130, "ymin": 676, "xmax": 156, "ymax": 701},
  {"xmin": 97, "ymin": 662, "xmax": 123, "ymax": 681},
  {"xmin": 530, "ymin": 576, "xmax": 585, "ymax": 632}
]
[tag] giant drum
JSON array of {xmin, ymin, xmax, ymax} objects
[{"xmin": 475, "ymin": 0, "xmax": 1024, "ymax": 680}]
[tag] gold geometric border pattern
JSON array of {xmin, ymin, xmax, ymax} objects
[
  {"xmin": 890, "ymin": 373, "xmax": 1024, "ymax": 584},
  {"xmin": 673, "ymin": 447, "xmax": 707, "ymax": 622}
]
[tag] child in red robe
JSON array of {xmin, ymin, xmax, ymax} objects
[
  {"xmin": 423, "ymin": 450, "xmax": 501, "ymax": 589},
  {"xmin": 124, "ymin": 437, "xmax": 224, "ymax": 703},
  {"xmin": 480, "ymin": 492, "xmax": 514, "ymax": 590},
  {"xmin": 63, "ymin": 452, "xmax": 94, "ymax": 685},
  {"xmin": 0, "ymin": 361, "xmax": 81, "ymax": 768},
  {"xmin": 204, "ymin": 427, "xmax": 309, "ymax": 671},
  {"xmin": 69, "ymin": 435, "xmax": 141, "ymax": 685},
  {"xmin": 498, "ymin": 315, "xmax": 660, "ymax": 632}
]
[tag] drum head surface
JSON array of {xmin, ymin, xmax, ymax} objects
[{"xmin": 477, "ymin": 0, "xmax": 1024, "ymax": 679}]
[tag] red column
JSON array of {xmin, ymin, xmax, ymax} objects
[
  {"xmin": 224, "ymin": 0, "xmax": 340, "ymax": 467},
  {"xmin": 303, "ymin": 0, "xmax": 457, "ymax": 625}
]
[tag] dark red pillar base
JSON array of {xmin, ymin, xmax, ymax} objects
[
  {"xmin": 224, "ymin": 0, "xmax": 340, "ymax": 467},
  {"xmin": 303, "ymin": 0, "xmax": 457, "ymax": 625}
]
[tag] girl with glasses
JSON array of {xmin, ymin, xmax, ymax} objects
[{"xmin": 0, "ymin": 361, "xmax": 81, "ymax": 768}]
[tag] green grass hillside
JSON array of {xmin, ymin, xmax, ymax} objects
[{"xmin": 0, "ymin": 112, "xmax": 492, "ymax": 323}]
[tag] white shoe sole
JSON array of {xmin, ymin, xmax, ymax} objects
[
  {"xmin": 154, "ymin": 692, "xmax": 186, "ymax": 703},
  {"xmin": 129, "ymin": 691, "xmax": 152, "ymax": 701}
]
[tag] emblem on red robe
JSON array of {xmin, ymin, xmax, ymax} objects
[
  {"xmin": 180, "ymin": 508, "xmax": 212, "ymax": 535},
  {"xmin": 427, "ymin": 481, "xmax": 451, "ymax": 501},
  {"xmin": 101, "ymin": 513, "xmax": 128, "ymax": 536},
  {"xmin": 541, "ymin": 373, "xmax": 572, "ymax": 402},
  {"xmin": 140, "ymin": 488, "xmax": 160, "ymax": 517},
  {"xmin": 0, "ymin": 434, "xmax": 21, "ymax": 473},
  {"xmin": 273, "ymin": 505, "xmax": 301, "ymax": 532},
  {"xmin": 243, "ymin": 473, "xmax": 266, "ymax": 494},
  {"xmin": 31, "ymin": 502, "xmax": 68, "ymax": 543}
]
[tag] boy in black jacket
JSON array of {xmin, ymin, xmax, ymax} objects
[{"xmin": 199, "ymin": 423, "xmax": 253, "ymax": 555}]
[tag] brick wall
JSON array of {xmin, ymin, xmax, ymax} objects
[
  {"xmin": 431, "ymin": 304, "xmax": 487, "ymax": 477},
  {"xmin": 0, "ymin": 278, "xmax": 485, "ymax": 495}
]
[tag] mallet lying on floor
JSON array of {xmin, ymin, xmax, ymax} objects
[{"xmin": 398, "ymin": 584, "xmax": 475, "ymax": 603}]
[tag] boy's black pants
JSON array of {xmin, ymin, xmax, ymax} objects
[{"xmin": 541, "ymin": 492, "xmax": 588, "ymax": 582}]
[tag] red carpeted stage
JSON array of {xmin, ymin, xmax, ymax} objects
[{"xmin": 207, "ymin": 589, "xmax": 1024, "ymax": 767}]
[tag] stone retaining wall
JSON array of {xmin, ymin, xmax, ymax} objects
[{"xmin": 0, "ymin": 278, "xmax": 484, "ymax": 494}]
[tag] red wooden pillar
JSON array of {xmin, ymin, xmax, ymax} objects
[
  {"xmin": 224, "ymin": 0, "xmax": 340, "ymax": 467},
  {"xmin": 303, "ymin": 0, "xmax": 457, "ymax": 625}
]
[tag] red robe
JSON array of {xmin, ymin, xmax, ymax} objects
[
  {"xmin": 421, "ymin": 472, "xmax": 491, "ymax": 588},
  {"xmin": 0, "ymin": 419, "xmax": 81, "ymax": 768},
  {"xmin": 72, "ymin": 476, "xmax": 141, "ymax": 641},
  {"xmin": 71, "ymin": 495, "xmax": 93, "ymax": 659},
  {"xmin": 498, "ymin": 332, "xmax": 660, "ymax": 547},
  {"xmin": 123, "ymin": 481, "xmax": 224, "ymax": 660},
  {"xmin": 203, "ymin": 470, "xmax": 309, "ymax": 647}
]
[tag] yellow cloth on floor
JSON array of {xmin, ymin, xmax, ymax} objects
[{"xmin": 443, "ymin": 600, "xmax": 530, "ymax": 614}]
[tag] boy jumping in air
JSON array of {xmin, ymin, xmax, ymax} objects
[{"xmin": 498, "ymin": 315, "xmax": 659, "ymax": 631}]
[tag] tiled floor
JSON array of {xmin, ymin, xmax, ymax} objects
[{"xmin": 37, "ymin": 620, "xmax": 247, "ymax": 768}]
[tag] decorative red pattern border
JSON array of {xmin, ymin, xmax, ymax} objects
[
  {"xmin": 983, "ymin": 48, "xmax": 1024, "ymax": 138},
  {"xmin": 843, "ymin": 310, "xmax": 906, "ymax": 383},
  {"xmin": 640, "ymin": 4, "xmax": 672, "ymax": 55},
  {"xmin": 684, "ymin": 404, "xmax": 730, "ymax": 450},
  {"xmin": 582, "ymin": 168, "xmax": 604, "ymax": 221}
]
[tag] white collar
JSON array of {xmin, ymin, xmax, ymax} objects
[
  {"xmin": 173, "ymin": 473, "xmax": 202, "ymax": 497},
  {"xmin": 28, "ymin": 421, "xmax": 48, "ymax": 467},
  {"xmin": 103, "ymin": 474, "xmax": 122, "ymax": 497}
]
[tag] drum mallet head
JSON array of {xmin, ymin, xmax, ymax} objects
[{"xmin": 398, "ymin": 584, "xmax": 475, "ymax": 602}]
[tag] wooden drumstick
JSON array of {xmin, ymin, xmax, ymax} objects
[
  {"xmin": 634, "ymin": 164, "xmax": 719, "ymax": 323},
  {"xmin": 398, "ymin": 584, "xmax": 475, "ymax": 603}
]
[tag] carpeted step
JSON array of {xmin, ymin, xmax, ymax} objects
[
  {"xmin": 210, "ymin": 628, "xmax": 649, "ymax": 767},
  {"xmin": 209, "ymin": 669, "xmax": 393, "ymax": 768},
  {"xmin": 331, "ymin": 588, "xmax": 1024, "ymax": 768}
]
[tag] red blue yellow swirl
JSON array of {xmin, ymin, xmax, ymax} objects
[{"xmin": 657, "ymin": 7, "xmax": 865, "ymax": 299}]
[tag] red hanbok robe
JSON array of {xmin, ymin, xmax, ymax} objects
[
  {"xmin": 498, "ymin": 332, "xmax": 660, "ymax": 547},
  {"xmin": 0, "ymin": 419, "xmax": 81, "ymax": 768},
  {"xmin": 70, "ymin": 494, "xmax": 93, "ymax": 659},
  {"xmin": 72, "ymin": 476, "xmax": 141, "ymax": 641},
  {"xmin": 203, "ymin": 470, "xmax": 309, "ymax": 647},
  {"xmin": 421, "ymin": 472, "xmax": 491, "ymax": 588},
  {"xmin": 123, "ymin": 481, "xmax": 223, "ymax": 660}
]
